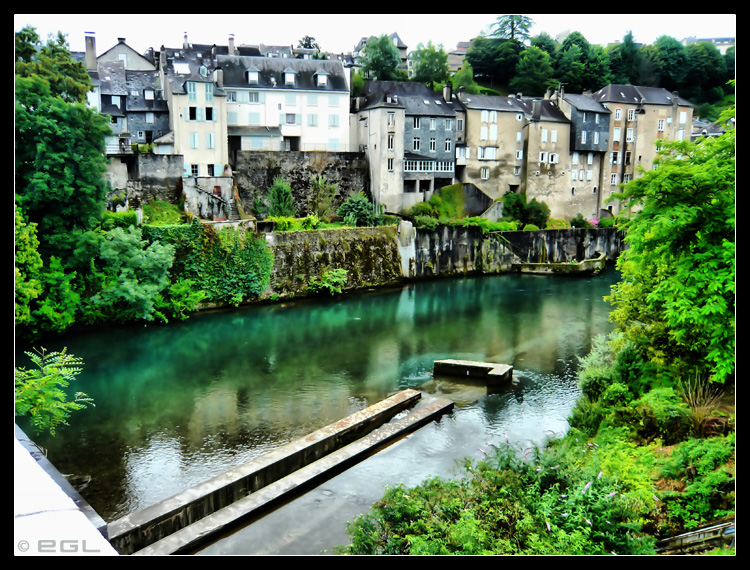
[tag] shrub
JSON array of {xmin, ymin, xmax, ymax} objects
[
  {"xmin": 570, "ymin": 213, "xmax": 594, "ymax": 229},
  {"xmin": 523, "ymin": 223, "xmax": 539, "ymax": 231},
  {"xmin": 337, "ymin": 192, "xmax": 377, "ymax": 227},
  {"xmin": 308, "ymin": 268, "xmax": 348, "ymax": 295},
  {"xmin": 143, "ymin": 200, "xmax": 185, "ymax": 225}
]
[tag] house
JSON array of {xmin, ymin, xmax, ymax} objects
[
  {"xmin": 592, "ymin": 84, "xmax": 694, "ymax": 216},
  {"xmin": 352, "ymin": 80, "xmax": 457, "ymax": 213},
  {"xmin": 214, "ymin": 53, "xmax": 351, "ymax": 158},
  {"xmin": 454, "ymin": 92, "xmax": 530, "ymax": 201},
  {"xmin": 557, "ymin": 91, "xmax": 611, "ymax": 219}
]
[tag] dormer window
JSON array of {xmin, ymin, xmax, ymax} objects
[
  {"xmin": 316, "ymin": 72, "xmax": 328, "ymax": 86},
  {"xmin": 246, "ymin": 70, "xmax": 259, "ymax": 84},
  {"xmin": 285, "ymin": 71, "xmax": 296, "ymax": 85}
]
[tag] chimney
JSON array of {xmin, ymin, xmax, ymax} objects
[
  {"xmin": 183, "ymin": 32, "xmax": 189, "ymax": 50},
  {"xmin": 85, "ymin": 32, "xmax": 97, "ymax": 71},
  {"xmin": 228, "ymin": 34, "xmax": 235, "ymax": 55},
  {"xmin": 532, "ymin": 99, "xmax": 541, "ymax": 121},
  {"xmin": 215, "ymin": 67, "xmax": 223, "ymax": 88},
  {"xmin": 443, "ymin": 82, "xmax": 452, "ymax": 103}
]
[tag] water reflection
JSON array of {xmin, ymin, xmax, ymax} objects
[{"xmin": 17, "ymin": 267, "xmax": 619, "ymax": 525}]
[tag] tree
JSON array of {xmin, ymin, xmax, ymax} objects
[
  {"xmin": 683, "ymin": 41, "xmax": 728, "ymax": 101},
  {"xmin": 411, "ymin": 41, "xmax": 449, "ymax": 86},
  {"xmin": 607, "ymin": 104, "xmax": 735, "ymax": 383},
  {"xmin": 451, "ymin": 61, "xmax": 480, "ymax": 94},
  {"xmin": 15, "ymin": 26, "xmax": 110, "ymax": 265},
  {"xmin": 510, "ymin": 46, "xmax": 555, "ymax": 96},
  {"xmin": 297, "ymin": 35, "xmax": 319, "ymax": 50},
  {"xmin": 648, "ymin": 35, "xmax": 688, "ymax": 92},
  {"xmin": 265, "ymin": 176, "xmax": 297, "ymax": 218},
  {"xmin": 359, "ymin": 34, "xmax": 401, "ymax": 80},
  {"xmin": 308, "ymin": 175, "xmax": 339, "ymax": 222},
  {"xmin": 489, "ymin": 15, "xmax": 533, "ymax": 44}
]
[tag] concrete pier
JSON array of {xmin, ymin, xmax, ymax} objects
[
  {"xmin": 107, "ymin": 389, "xmax": 453, "ymax": 555},
  {"xmin": 433, "ymin": 359, "xmax": 513, "ymax": 385}
]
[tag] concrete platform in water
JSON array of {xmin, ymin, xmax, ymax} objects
[{"xmin": 433, "ymin": 359, "xmax": 513, "ymax": 384}]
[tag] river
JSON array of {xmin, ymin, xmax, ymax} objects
[{"xmin": 16, "ymin": 266, "xmax": 620, "ymax": 554}]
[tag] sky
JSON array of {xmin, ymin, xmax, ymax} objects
[{"xmin": 15, "ymin": 13, "xmax": 736, "ymax": 58}]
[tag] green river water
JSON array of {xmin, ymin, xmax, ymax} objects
[{"xmin": 16, "ymin": 266, "xmax": 620, "ymax": 554}]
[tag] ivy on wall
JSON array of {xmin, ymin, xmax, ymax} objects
[{"xmin": 143, "ymin": 218, "xmax": 274, "ymax": 307}]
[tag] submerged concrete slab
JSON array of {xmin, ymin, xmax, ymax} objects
[
  {"xmin": 433, "ymin": 359, "xmax": 513, "ymax": 385},
  {"xmin": 134, "ymin": 396, "xmax": 454, "ymax": 555},
  {"xmin": 109, "ymin": 389, "xmax": 422, "ymax": 555}
]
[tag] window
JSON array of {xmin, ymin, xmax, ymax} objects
[
  {"xmin": 516, "ymin": 131, "xmax": 522, "ymax": 143},
  {"xmin": 539, "ymin": 151, "xmax": 548, "ymax": 163},
  {"xmin": 627, "ymin": 109, "xmax": 635, "ymax": 121},
  {"xmin": 413, "ymin": 137, "xmax": 421, "ymax": 151},
  {"xmin": 285, "ymin": 71, "xmax": 295, "ymax": 85},
  {"xmin": 581, "ymin": 131, "xmax": 587, "ymax": 144},
  {"xmin": 490, "ymin": 110, "xmax": 497, "ymax": 123},
  {"xmin": 625, "ymin": 151, "xmax": 631, "ymax": 165},
  {"xmin": 549, "ymin": 153, "xmax": 559, "ymax": 164},
  {"xmin": 614, "ymin": 108, "xmax": 622, "ymax": 121},
  {"xmin": 542, "ymin": 129, "xmax": 548, "ymax": 143},
  {"xmin": 593, "ymin": 132, "xmax": 599, "ymax": 144},
  {"xmin": 329, "ymin": 94, "xmax": 340, "ymax": 107},
  {"xmin": 613, "ymin": 127, "xmax": 621, "ymax": 141},
  {"xmin": 286, "ymin": 92, "xmax": 297, "ymax": 105},
  {"xmin": 626, "ymin": 128, "xmax": 634, "ymax": 142},
  {"xmin": 206, "ymin": 132, "xmax": 215, "ymax": 149},
  {"xmin": 387, "ymin": 158, "xmax": 394, "ymax": 171},
  {"xmin": 444, "ymin": 139, "xmax": 452, "ymax": 152},
  {"xmin": 187, "ymin": 82, "xmax": 197, "ymax": 102},
  {"xmin": 308, "ymin": 93, "xmax": 318, "ymax": 106},
  {"xmin": 445, "ymin": 118, "xmax": 453, "ymax": 130},
  {"xmin": 489, "ymin": 124, "xmax": 497, "ymax": 141},
  {"xmin": 285, "ymin": 113, "xmax": 297, "ymax": 125},
  {"xmin": 571, "ymin": 170, "xmax": 577, "ymax": 181},
  {"xmin": 248, "ymin": 92, "xmax": 260, "ymax": 103},
  {"xmin": 329, "ymin": 115, "xmax": 339, "ymax": 127},
  {"xmin": 307, "ymin": 114, "xmax": 318, "ymax": 126},
  {"xmin": 413, "ymin": 117, "xmax": 421, "ymax": 129},
  {"xmin": 145, "ymin": 112, "xmax": 154, "ymax": 124},
  {"xmin": 317, "ymin": 73, "xmax": 327, "ymax": 86},
  {"xmin": 481, "ymin": 110, "xmax": 489, "ymax": 122},
  {"xmin": 188, "ymin": 106, "xmax": 198, "ymax": 121},
  {"xmin": 679, "ymin": 111, "xmax": 687, "ymax": 125},
  {"xmin": 513, "ymin": 166, "xmax": 521, "ymax": 175},
  {"xmin": 572, "ymin": 152, "xmax": 579, "ymax": 164},
  {"xmin": 587, "ymin": 153, "xmax": 593, "ymax": 165},
  {"xmin": 551, "ymin": 130, "xmax": 557, "ymax": 143},
  {"xmin": 388, "ymin": 112, "xmax": 395, "ymax": 128},
  {"xmin": 250, "ymin": 112, "xmax": 261, "ymax": 125},
  {"xmin": 516, "ymin": 113, "xmax": 523, "ymax": 121},
  {"xmin": 191, "ymin": 164, "xmax": 199, "ymax": 176},
  {"xmin": 227, "ymin": 91, "xmax": 237, "ymax": 103},
  {"xmin": 481, "ymin": 167, "xmax": 489, "ymax": 180},
  {"xmin": 587, "ymin": 170, "xmax": 593, "ymax": 181},
  {"xmin": 516, "ymin": 150, "xmax": 523, "ymax": 160},
  {"xmin": 456, "ymin": 118, "xmax": 463, "ymax": 131},
  {"xmin": 610, "ymin": 151, "xmax": 619, "ymax": 164},
  {"xmin": 144, "ymin": 89, "xmax": 154, "ymax": 100},
  {"xmin": 430, "ymin": 118, "xmax": 436, "ymax": 130},
  {"xmin": 388, "ymin": 134, "xmax": 394, "ymax": 150},
  {"xmin": 610, "ymin": 173, "xmax": 618, "ymax": 185},
  {"xmin": 205, "ymin": 107, "xmax": 214, "ymax": 121},
  {"xmin": 429, "ymin": 138, "xmax": 436, "ymax": 152},
  {"xmin": 658, "ymin": 118, "xmax": 665, "ymax": 132},
  {"xmin": 480, "ymin": 126, "xmax": 488, "ymax": 141},
  {"xmin": 190, "ymin": 132, "xmax": 199, "ymax": 149},
  {"xmin": 205, "ymin": 83, "xmax": 213, "ymax": 102}
]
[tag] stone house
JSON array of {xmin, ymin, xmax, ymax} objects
[{"xmin": 352, "ymin": 80, "xmax": 458, "ymax": 213}]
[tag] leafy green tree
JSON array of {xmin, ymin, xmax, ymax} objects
[
  {"xmin": 683, "ymin": 41, "xmax": 728, "ymax": 101},
  {"xmin": 411, "ymin": 41, "xmax": 449, "ymax": 86},
  {"xmin": 15, "ymin": 204, "xmax": 43, "ymax": 327},
  {"xmin": 450, "ymin": 61, "xmax": 480, "ymax": 94},
  {"xmin": 297, "ymin": 35, "xmax": 319, "ymax": 50},
  {"xmin": 308, "ymin": 175, "xmax": 338, "ymax": 222},
  {"xmin": 81, "ymin": 227, "xmax": 176, "ymax": 324},
  {"xmin": 607, "ymin": 105, "xmax": 735, "ymax": 383},
  {"xmin": 15, "ymin": 348, "xmax": 94, "ymax": 437},
  {"xmin": 510, "ymin": 46, "xmax": 555, "ymax": 96},
  {"xmin": 606, "ymin": 31, "xmax": 642, "ymax": 85},
  {"xmin": 360, "ymin": 34, "xmax": 401, "ymax": 80},
  {"xmin": 15, "ymin": 26, "xmax": 110, "ymax": 265},
  {"xmin": 648, "ymin": 35, "xmax": 688, "ymax": 92},
  {"xmin": 531, "ymin": 32, "xmax": 558, "ymax": 58}
]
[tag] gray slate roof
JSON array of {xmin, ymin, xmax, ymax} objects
[
  {"xmin": 216, "ymin": 54, "xmax": 349, "ymax": 92},
  {"xmin": 563, "ymin": 93, "xmax": 611, "ymax": 114},
  {"xmin": 457, "ymin": 92, "xmax": 570, "ymax": 123},
  {"xmin": 593, "ymin": 84, "xmax": 693, "ymax": 107},
  {"xmin": 358, "ymin": 81, "xmax": 456, "ymax": 116}
]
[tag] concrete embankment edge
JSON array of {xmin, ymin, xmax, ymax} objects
[{"xmin": 134, "ymin": 397, "xmax": 455, "ymax": 555}]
